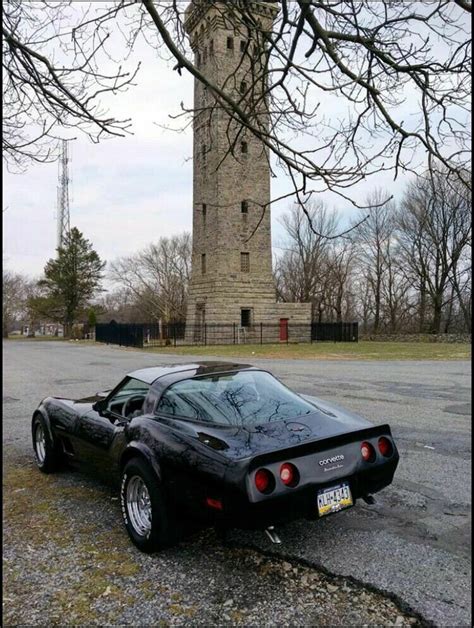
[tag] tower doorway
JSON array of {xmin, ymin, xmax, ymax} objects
[
  {"xmin": 194, "ymin": 303, "xmax": 206, "ymax": 341},
  {"xmin": 279, "ymin": 318, "xmax": 289, "ymax": 342}
]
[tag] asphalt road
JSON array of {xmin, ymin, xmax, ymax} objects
[{"xmin": 3, "ymin": 340, "xmax": 471, "ymax": 626}]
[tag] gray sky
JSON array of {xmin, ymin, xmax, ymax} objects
[{"xmin": 3, "ymin": 10, "xmax": 420, "ymax": 281}]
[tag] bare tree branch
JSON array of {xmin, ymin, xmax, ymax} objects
[{"xmin": 2, "ymin": 0, "xmax": 471, "ymax": 206}]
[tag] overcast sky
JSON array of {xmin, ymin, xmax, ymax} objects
[{"xmin": 3, "ymin": 8, "xmax": 419, "ymax": 283}]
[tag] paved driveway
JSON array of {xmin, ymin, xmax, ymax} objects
[{"xmin": 3, "ymin": 340, "xmax": 471, "ymax": 626}]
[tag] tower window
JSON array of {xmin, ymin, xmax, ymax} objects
[
  {"xmin": 241, "ymin": 141, "xmax": 248, "ymax": 154},
  {"xmin": 202, "ymin": 203, "xmax": 207, "ymax": 219},
  {"xmin": 240, "ymin": 40, "xmax": 247, "ymax": 53},
  {"xmin": 241, "ymin": 252, "xmax": 250, "ymax": 272},
  {"xmin": 241, "ymin": 309, "xmax": 251, "ymax": 327},
  {"xmin": 241, "ymin": 200, "xmax": 248, "ymax": 213},
  {"xmin": 202, "ymin": 144, "xmax": 206, "ymax": 163},
  {"xmin": 226, "ymin": 36, "xmax": 234, "ymax": 50},
  {"xmin": 201, "ymin": 253, "xmax": 206, "ymax": 274},
  {"xmin": 240, "ymin": 80, "xmax": 247, "ymax": 94},
  {"xmin": 210, "ymin": 39, "xmax": 214, "ymax": 53}
]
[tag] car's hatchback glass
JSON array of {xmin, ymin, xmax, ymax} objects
[{"xmin": 156, "ymin": 371, "xmax": 315, "ymax": 426}]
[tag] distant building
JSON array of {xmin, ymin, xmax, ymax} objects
[
  {"xmin": 21, "ymin": 323, "xmax": 63, "ymax": 337},
  {"xmin": 184, "ymin": 0, "xmax": 311, "ymax": 339}
]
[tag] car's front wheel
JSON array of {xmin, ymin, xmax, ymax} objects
[
  {"xmin": 120, "ymin": 457, "xmax": 175, "ymax": 553},
  {"xmin": 32, "ymin": 414, "xmax": 59, "ymax": 473}
]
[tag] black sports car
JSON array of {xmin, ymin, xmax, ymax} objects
[{"xmin": 32, "ymin": 362, "xmax": 399, "ymax": 552}]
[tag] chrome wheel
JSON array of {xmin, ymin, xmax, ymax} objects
[
  {"xmin": 126, "ymin": 475, "xmax": 152, "ymax": 537},
  {"xmin": 35, "ymin": 423, "xmax": 46, "ymax": 464}
]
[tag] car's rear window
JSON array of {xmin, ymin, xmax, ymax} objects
[{"xmin": 155, "ymin": 370, "xmax": 315, "ymax": 426}]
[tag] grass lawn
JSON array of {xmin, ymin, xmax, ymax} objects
[{"xmin": 145, "ymin": 340, "xmax": 471, "ymax": 361}]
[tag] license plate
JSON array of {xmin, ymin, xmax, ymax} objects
[{"xmin": 317, "ymin": 482, "xmax": 353, "ymax": 517}]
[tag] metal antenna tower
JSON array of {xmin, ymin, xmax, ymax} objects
[{"xmin": 56, "ymin": 139, "xmax": 71, "ymax": 250}]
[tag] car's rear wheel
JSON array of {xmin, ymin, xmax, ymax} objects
[
  {"xmin": 120, "ymin": 457, "xmax": 175, "ymax": 553},
  {"xmin": 32, "ymin": 414, "xmax": 59, "ymax": 473}
]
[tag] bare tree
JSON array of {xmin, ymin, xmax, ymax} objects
[
  {"xmin": 275, "ymin": 200, "xmax": 337, "ymax": 310},
  {"xmin": 380, "ymin": 240, "xmax": 413, "ymax": 334},
  {"xmin": 397, "ymin": 168, "xmax": 471, "ymax": 334},
  {"xmin": 276, "ymin": 201, "xmax": 360, "ymax": 322},
  {"xmin": 2, "ymin": 1, "xmax": 141, "ymax": 171},
  {"xmin": 94, "ymin": 287, "xmax": 144, "ymax": 324},
  {"xmin": 3, "ymin": 1, "xmax": 471, "ymax": 206},
  {"xmin": 352, "ymin": 191, "xmax": 398, "ymax": 334},
  {"xmin": 109, "ymin": 233, "xmax": 191, "ymax": 322},
  {"xmin": 352, "ymin": 268, "xmax": 374, "ymax": 334},
  {"xmin": 2, "ymin": 270, "xmax": 32, "ymax": 336},
  {"xmin": 448, "ymin": 256, "xmax": 472, "ymax": 332},
  {"xmin": 323, "ymin": 239, "xmax": 357, "ymax": 323}
]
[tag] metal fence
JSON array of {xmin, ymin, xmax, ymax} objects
[
  {"xmin": 96, "ymin": 321, "xmax": 358, "ymax": 348},
  {"xmin": 96, "ymin": 322, "xmax": 144, "ymax": 348},
  {"xmin": 311, "ymin": 321, "xmax": 359, "ymax": 342}
]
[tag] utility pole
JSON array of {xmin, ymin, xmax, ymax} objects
[{"xmin": 57, "ymin": 139, "xmax": 71, "ymax": 250}]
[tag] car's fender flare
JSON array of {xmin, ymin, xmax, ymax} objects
[
  {"xmin": 32, "ymin": 406, "xmax": 55, "ymax": 443},
  {"xmin": 120, "ymin": 442, "xmax": 162, "ymax": 483}
]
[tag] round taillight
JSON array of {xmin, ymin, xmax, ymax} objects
[
  {"xmin": 280, "ymin": 462, "xmax": 299, "ymax": 487},
  {"xmin": 378, "ymin": 437, "xmax": 393, "ymax": 457},
  {"xmin": 361, "ymin": 441, "xmax": 376, "ymax": 462},
  {"xmin": 255, "ymin": 468, "xmax": 275, "ymax": 494}
]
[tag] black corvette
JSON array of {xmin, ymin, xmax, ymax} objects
[{"xmin": 32, "ymin": 362, "xmax": 399, "ymax": 552}]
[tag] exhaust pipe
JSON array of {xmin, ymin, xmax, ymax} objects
[
  {"xmin": 265, "ymin": 525, "xmax": 281, "ymax": 544},
  {"xmin": 362, "ymin": 494, "xmax": 376, "ymax": 505}
]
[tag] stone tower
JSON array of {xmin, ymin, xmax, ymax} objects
[{"xmin": 184, "ymin": 0, "xmax": 311, "ymax": 336}]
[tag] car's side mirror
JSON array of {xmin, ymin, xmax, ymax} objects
[{"xmin": 93, "ymin": 399, "xmax": 107, "ymax": 413}]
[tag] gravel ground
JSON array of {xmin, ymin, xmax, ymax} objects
[
  {"xmin": 3, "ymin": 452, "xmax": 421, "ymax": 627},
  {"xmin": 3, "ymin": 340, "xmax": 471, "ymax": 626}
]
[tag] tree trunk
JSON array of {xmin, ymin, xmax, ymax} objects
[
  {"xmin": 460, "ymin": 297, "xmax": 472, "ymax": 333},
  {"xmin": 335, "ymin": 291, "xmax": 343, "ymax": 322},
  {"xmin": 443, "ymin": 285, "xmax": 456, "ymax": 334},
  {"xmin": 452, "ymin": 277, "xmax": 472, "ymax": 333},
  {"xmin": 390, "ymin": 309, "xmax": 397, "ymax": 334},
  {"xmin": 374, "ymin": 281, "xmax": 381, "ymax": 334},
  {"xmin": 419, "ymin": 282, "xmax": 426, "ymax": 333},
  {"xmin": 431, "ymin": 296, "xmax": 443, "ymax": 334}
]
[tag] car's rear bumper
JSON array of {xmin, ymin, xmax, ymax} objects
[{"xmin": 209, "ymin": 459, "xmax": 397, "ymax": 529}]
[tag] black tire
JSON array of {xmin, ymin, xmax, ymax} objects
[
  {"xmin": 31, "ymin": 413, "xmax": 59, "ymax": 473},
  {"xmin": 120, "ymin": 457, "xmax": 175, "ymax": 553}
]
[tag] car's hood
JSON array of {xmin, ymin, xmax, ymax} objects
[{"xmin": 187, "ymin": 394, "xmax": 373, "ymax": 460}]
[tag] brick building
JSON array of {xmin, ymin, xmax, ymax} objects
[{"xmin": 184, "ymin": 0, "xmax": 311, "ymax": 340}]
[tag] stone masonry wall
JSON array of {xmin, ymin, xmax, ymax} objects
[
  {"xmin": 360, "ymin": 333, "xmax": 472, "ymax": 343},
  {"xmin": 184, "ymin": 2, "xmax": 311, "ymax": 329}
]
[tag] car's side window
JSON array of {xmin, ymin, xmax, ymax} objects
[
  {"xmin": 154, "ymin": 371, "xmax": 316, "ymax": 426},
  {"xmin": 106, "ymin": 377, "xmax": 150, "ymax": 418},
  {"xmin": 156, "ymin": 378, "xmax": 237, "ymax": 423},
  {"xmin": 156, "ymin": 386, "xmax": 202, "ymax": 420}
]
